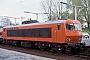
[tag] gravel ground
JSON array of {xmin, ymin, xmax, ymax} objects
[{"xmin": 0, "ymin": 48, "xmax": 56, "ymax": 60}]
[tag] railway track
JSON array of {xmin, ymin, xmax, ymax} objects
[
  {"xmin": 68, "ymin": 52, "xmax": 90, "ymax": 59},
  {"xmin": 0, "ymin": 44, "xmax": 89, "ymax": 60},
  {"xmin": 68, "ymin": 46, "xmax": 90, "ymax": 59}
]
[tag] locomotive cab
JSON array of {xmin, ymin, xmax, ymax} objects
[
  {"xmin": 56, "ymin": 20, "xmax": 84, "ymax": 53},
  {"xmin": 65, "ymin": 20, "xmax": 82, "ymax": 43}
]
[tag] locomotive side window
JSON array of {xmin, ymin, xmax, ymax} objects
[
  {"xmin": 7, "ymin": 28, "xmax": 51, "ymax": 38},
  {"xmin": 57, "ymin": 24, "xmax": 60, "ymax": 30}
]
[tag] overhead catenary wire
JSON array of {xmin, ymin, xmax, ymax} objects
[
  {"xmin": 0, "ymin": 0, "xmax": 44, "ymax": 24},
  {"xmin": 0, "ymin": 0, "xmax": 41, "ymax": 15},
  {"xmin": 0, "ymin": 0, "xmax": 29, "ymax": 11},
  {"xmin": 2, "ymin": 1, "xmax": 41, "ymax": 17},
  {"xmin": 13, "ymin": 2, "xmax": 41, "ymax": 13},
  {"xmin": 3, "ymin": 1, "xmax": 41, "ymax": 17}
]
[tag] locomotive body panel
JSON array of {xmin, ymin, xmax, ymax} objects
[{"xmin": 2, "ymin": 20, "xmax": 82, "ymax": 44}]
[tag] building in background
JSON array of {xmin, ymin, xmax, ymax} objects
[
  {"xmin": 0, "ymin": 16, "xmax": 14, "ymax": 26},
  {"xmin": 82, "ymin": 21, "xmax": 88, "ymax": 28}
]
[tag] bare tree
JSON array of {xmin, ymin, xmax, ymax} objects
[
  {"xmin": 68, "ymin": 0, "xmax": 90, "ymax": 27},
  {"xmin": 41, "ymin": 0, "xmax": 62, "ymax": 20}
]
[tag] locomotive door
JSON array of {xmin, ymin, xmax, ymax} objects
[{"xmin": 56, "ymin": 24, "xmax": 63, "ymax": 43}]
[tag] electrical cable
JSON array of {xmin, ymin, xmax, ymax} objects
[{"xmin": 0, "ymin": 0, "xmax": 29, "ymax": 11}]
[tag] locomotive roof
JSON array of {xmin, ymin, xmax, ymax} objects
[{"xmin": 3, "ymin": 20, "xmax": 68, "ymax": 28}]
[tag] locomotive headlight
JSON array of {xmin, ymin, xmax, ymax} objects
[
  {"xmin": 66, "ymin": 38, "xmax": 70, "ymax": 41},
  {"xmin": 79, "ymin": 38, "xmax": 81, "ymax": 40},
  {"xmin": 58, "ymin": 48, "xmax": 61, "ymax": 50}
]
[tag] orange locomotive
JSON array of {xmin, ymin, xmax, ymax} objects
[{"xmin": 2, "ymin": 20, "xmax": 84, "ymax": 53}]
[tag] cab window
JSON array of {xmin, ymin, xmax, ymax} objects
[
  {"xmin": 66, "ymin": 24, "xmax": 81, "ymax": 30},
  {"xmin": 57, "ymin": 24, "xmax": 60, "ymax": 30}
]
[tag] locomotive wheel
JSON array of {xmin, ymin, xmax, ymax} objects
[
  {"xmin": 57, "ymin": 50, "xmax": 62, "ymax": 53},
  {"xmin": 40, "ymin": 48, "xmax": 44, "ymax": 51},
  {"xmin": 65, "ymin": 47, "xmax": 71, "ymax": 54},
  {"xmin": 56, "ymin": 48, "xmax": 62, "ymax": 53},
  {"xmin": 38, "ymin": 43, "xmax": 45, "ymax": 51},
  {"xmin": 38, "ymin": 45, "xmax": 44, "ymax": 51},
  {"xmin": 50, "ymin": 48, "xmax": 54, "ymax": 53}
]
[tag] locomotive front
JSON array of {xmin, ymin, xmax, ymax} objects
[
  {"xmin": 65, "ymin": 20, "xmax": 82, "ymax": 43},
  {"xmin": 63, "ymin": 20, "xmax": 84, "ymax": 53}
]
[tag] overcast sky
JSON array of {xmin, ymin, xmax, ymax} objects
[
  {"xmin": 0, "ymin": 0, "xmax": 67, "ymax": 24},
  {"xmin": 0, "ymin": 0, "xmax": 46, "ymax": 24}
]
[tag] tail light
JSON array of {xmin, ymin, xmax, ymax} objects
[
  {"xmin": 0, "ymin": 32, "xmax": 2, "ymax": 35},
  {"xmin": 66, "ymin": 38, "xmax": 70, "ymax": 41}
]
